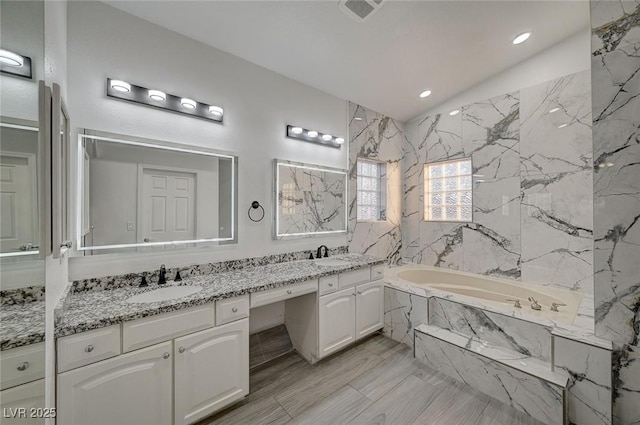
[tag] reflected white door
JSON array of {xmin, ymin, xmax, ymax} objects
[
  {"xmin": 0, "ymin": 154, "xmax": 36, "ymax": 253},
  {"xmin": 141, "ymin": 168, "xmax": 196, "ymax": 245}
]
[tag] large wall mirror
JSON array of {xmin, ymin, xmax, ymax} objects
[
  {"xmin": 274, "ymin": 159, "xmax": 347, "ymax": 239},
  {"xmin": 77, "ymin": 131, "xmax": 237, "ymax": 254}
]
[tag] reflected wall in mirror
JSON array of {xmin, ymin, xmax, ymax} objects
[
  {"xmin": 77, "ymin": 131, "xmax": 237, "ymax": 254},
  {"xmin": 274, "ymin": 159, "xmax": 347, "ymax": 239}
]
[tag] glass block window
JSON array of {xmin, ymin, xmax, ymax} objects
[
  {"xmin": 357, "ymin": 159, "xmax": 386, "ymax": 221},
  {"xmin": 424, "ymin": 158, "xmax": 472, "ymax": 222}
]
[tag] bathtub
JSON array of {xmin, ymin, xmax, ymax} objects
[{"xmin": 386, "ymin": 264, "xmax": 584, "ymax": 326}]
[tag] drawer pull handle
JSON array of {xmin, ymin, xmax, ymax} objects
[
  {"xmin": 17, "ymin": 362, "xmax": 29, "ymax": 371},
  {"xmin": 287, "ymin": 290, "xmax": 292, "ymax": 295},
  {"xmin": 357, "ymin": 291, "xmax": 362, "ymax": 295},
  {"xmin": 85, "ymin": 345, "xmax": 94, "ymax": 353},
  {"xmin": 328, "ymin": 283, "xmax": 334, "ymax": 287},
  {"xmin": 163, "ymin": 352, "xmax": 170, "ymax": 359},
  {"xmin": 179, "ymin": 347, "xmax": 186, "ymax": 353},
  {"xmin": 232, "ymin": 307, "xmax": 238, "ymax": 313}
]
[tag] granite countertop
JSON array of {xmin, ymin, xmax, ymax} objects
[
  {"xmin": 56, "ymin": 253, "xmax": 384, "ymax": 338},
  {"xmin": 1, "ymin": 300, "xmax": 45, "ymax": 351}
]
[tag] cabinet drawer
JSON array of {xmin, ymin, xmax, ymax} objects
[
  {"xmin": 370, "ymin": 264, "xmax": 385, "ymax": 281},
  {"xmin": 319, "ymin": 275, "xmax": 338, "ymax": 296},
  {"xmin": 122, "ymin": 304, "xmax": 215, "ymax": 353},
  {"xmin": 0, "ymin": 343, "xmax": 45, "ymax": 390},
  {"xmin": 250, "ymin": 280, "xmax": 317, "ymax": 308},
  {"xmin": 57, "ymin": 324, "xmax": 121, "ymax": 373},
  {"xmin": 216, "ymin": 295, "xmax": 249, "ymax": 326},
  {"xmin": 338, "ymin": 268, "xmax": 370, "ymax": 290}
]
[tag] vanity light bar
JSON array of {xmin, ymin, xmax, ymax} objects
[
  {"xmin": 106, "ymin": 78, "xmax": 224, "ymax": 123},
  {"xmin": 286, "ymin": 125, "xmax": 344, "ymax": 149},
  {"xmin": 0, "ymin": 48, "xmax": 32, "ymax": 79}
]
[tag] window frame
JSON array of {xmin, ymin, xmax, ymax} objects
[
  {"xmin": 356, "ymin": 158, "xmax": 387, "ymax": 223},
  {"xmin": 423, "ymin": 157, "xmax": 473, "ymax": 223}
]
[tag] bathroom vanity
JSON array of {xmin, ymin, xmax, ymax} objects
[{"xmin": 54, "ymin": 254, "xmax": 384, "ymax": 425}]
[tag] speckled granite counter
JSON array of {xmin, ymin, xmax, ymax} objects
[
  {"xmin": 1, "ymin": 300, "xmax": 45, "ymax": 350},
  {"xmin": 56, "ymin": 253, "xmax": 384, "ymax": 338}
]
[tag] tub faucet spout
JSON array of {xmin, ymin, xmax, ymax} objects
[
  {"xmin": 528, "ymin": 297, "xmax": 541, "ymax": 311},
  {"xmin": 550, "ymin": 302, "xmax": 566, "ymax": 312},
  {"xmin": 505, "ymin": 299, "xmax": 521, "ymax": 308}
]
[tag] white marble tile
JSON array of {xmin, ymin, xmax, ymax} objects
[
  {"xmin": 418, "ymin": 222, "xmax": 464, "ymax": 269},
  {"xmin": 462, "ymin": 225, "xmax": 520, "ymax": 280},
  {"xmin": 521, "ymin": 170, "xmax": 594, "ymax": 293},
  {"xmin": 419, "ymin": 112, "xmax": 463, "ymax": 163},
  {"xmin": 554, "ymin": 336, "xmax": 612, "ymax": 425},
  {"xmin": 382, "ymin": 286, "xmax": 427, "ymax": 348},
  {"xmin": 520, "ymin": 70, "xmax": 592, "ymax": 175},
  {"xmin": 414, "ymin": 327, "xmax": 566, "ymax": 425},
  {"xmin": 429, "ymin": 297, "xmax": 552, "ymax": 362},
  {"xmin": 612, "ymin": 346, "xmax": 640, "ymax": 425}
]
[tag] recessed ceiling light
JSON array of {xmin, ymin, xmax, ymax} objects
[
  {"xmin": 558, "ymin": 123, "xmax": 568, "ymax": 129},
  {"xmin": 322, "ymin": 134, "xmax": 333, "ymax": 141},
  {"xmin": 307, "ymin": 130, "xmax": 318, "ymax": 138},
  {"xmin": 548, "ymin": 107, "xmax": 560, "ymax": 113},
  {"xmin": 449, "ymin": 109, "xmax": 460, "ymax": 116},
  {"xmin": 335, "ymin": 137, "xmax": 345, "ymax": 144},
  {"xmin": 512, "ymin": 32, "xmax": 531, "ymax": 45},
  {"xmin": 181, "ymin": 98, "xmax": 196, "ymax": 109},
  {"xmin": 148, "ymin": 90, "xmax": 166, "ymax": 101},
  {"xmin": 291, "ymin": 127, "xmax": 303, "ymax": 135},
  {"xmin": 110, "ymin": 80, "xmax": 131, "ymax": 93},
  {"xmin": 0, "ymin": 49, "xmax": 24, "ymax": 67},
  {"xmin": 419, "ymin": 90, "xmax": 432, "ymax": 98},
  {"xmin": 209, "ymin": 106, "xmax": 223, "ymax": 116}
]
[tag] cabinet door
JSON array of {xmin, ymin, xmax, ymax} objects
[
  {"xmin": 174, "ymin": 319, "xmax": 248, "ymax": 425},
  {"xmin": 57, "ymin": 342, "xmax": 172, "ymax": 425},
  {"xmin": 356, "ymin": 280, "xmax": 384, "ymax": 340},
  {"xmin": 318, "ymin": 288, "xmax": 356, "ymax": 358},
  {"xmin": 0, "ymin": 379, "xmax": 44, "ymax": 425}
]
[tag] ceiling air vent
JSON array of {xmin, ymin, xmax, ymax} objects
[{"xmin": 338, "ymin": 0, "xmax": 385, "ymax": 22}]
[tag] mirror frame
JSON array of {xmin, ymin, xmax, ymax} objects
[
  {"xmin": 273, "ymin": 159, "xmax": 348, "ymax": 240},
  {"xmin": 52, "ymin": 83, "xmax": 71, "ymax": 258},
  {"xmin": 75, "ymin": 129, "xmax": 239, "ymax": 253}
]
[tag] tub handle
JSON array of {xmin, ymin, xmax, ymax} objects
[
  {"xmin": 505, "ymin": 298, "xmax": 521, "ymax": 308},
  {"xmin": 550, "ymin": 302, "xmax": 566, "ymax": 312}
]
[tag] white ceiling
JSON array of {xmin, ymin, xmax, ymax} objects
[{"xmin": 104, "ymin": 0, "xmax": 590, "ymax": 122}]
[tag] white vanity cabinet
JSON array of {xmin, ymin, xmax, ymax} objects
[
  {"xmin": 355, "ymin": 280, "xmax": 385, "ymax": 340},
  {"xmin": 318, "ymin": 288, "xmax": 357, "ymax": 357}
]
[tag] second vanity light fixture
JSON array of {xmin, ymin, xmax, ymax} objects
[
  {"xmin": 106, "ymin": 78, "xmax": 224, "ymax": 123},
  {"xmin": 0, "ymin": 48, "xmax": 32, "ymax": 79},
  {"xmin": 286, "ymin": 125, "xmax": 344, "ymax": 149}
]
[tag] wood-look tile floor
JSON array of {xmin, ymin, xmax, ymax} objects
[{"xmin": 197, "ymin": 334, "xmax": 545, "ymax": 425}]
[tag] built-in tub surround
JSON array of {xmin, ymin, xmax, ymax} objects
[
  {"xmin": 55, "ymin": 253, "xmax": 383, "ymax": 337},
  {"xmin": 0, "ymin": 286, "xmax": 46, "ymax": 350}
]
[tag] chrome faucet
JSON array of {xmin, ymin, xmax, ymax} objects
[
  {"xmin": 158, "ymin": 265, "xmax": 167, "ymax": 285},
  {"xmin": 528, "ymin": 297, "xmax": 541, "ymax": 311},
  {"xmin": 550, "ymin": 302, "xmax": 566, "ymax": 312},
  {"xmin": 506, "ymin": 298, "xmax": 522, "ymax": 308},
  {"xmin": 316, "ymin": 245, "xmax": 329, "ymax": 259}
]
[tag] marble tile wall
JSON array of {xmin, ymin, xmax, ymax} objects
[
  {"xmin": 591, "ymin": 2, "xmax": 640, "ymax": 424},
  {"xmin": 403, "ymin": 70, "xmax": 594, "ymax": 298},
  {"xmin": 382, "ymin": 286, "xmax": 428, "ymax": 349},
  {"xmin": 348, "ymin": 103, "xmax": 404, "ymax": 265}
]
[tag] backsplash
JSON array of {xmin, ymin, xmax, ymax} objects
[
  {"xmin": 71, "ymin": 246, "xmax": 349, "ymax": 293},
  {"xmin": 403, "ymin": 70, "xmax": 594, "ymax": 296}
]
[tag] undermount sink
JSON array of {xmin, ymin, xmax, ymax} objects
[
  {"xmin": 126, "ymin": 285, "xmax": 203, "ymax": 303},
  {"xmin": 314, "ymin": 258, "xmax": 350, "ymax": 267}
]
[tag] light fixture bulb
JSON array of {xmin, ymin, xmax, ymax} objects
[
  {"xmin": 148, "ymin": 90, "xmax": 166, "ymax": 101},
  {"xmin": 322, "ymin": 134, "xmax": 333, "ymax": 141},
  {"xmin": 181, "ymin": 98, "xmax": 196, "ymax": 109},
  {"xmin": 307, "ymin": 130, "xmax": 318, "ymax": 138},
  {"xmin": 449, "ymin": 109, "xmax": 460, "ymax": 116},
  {"xmin": 419, "ymin": 90, "xmax": 432, "ymax": 98},
  {"xmin": 0, "ymin": 49, "xmax": 24, "ymax": 67},
  {"xmin": 335, "ymin": 137, "xmax": 345, "ymax": 144},
  {"xmin": 209, "ymin": 106, "xmax": 223, "ymax": 116},
  {"xmin": 291, "ymin": 127, "xmax": 303, "ymax": 135},
  {"xmin": 110, "ymin": 80, "xmax": 131, "ymax": 93},
  {"xmin": 512, "ymin": 32, "xmax": 531, "ymax": 45},
  {"xmin": 548, "ymin": 107, "xmax": 560, "ymax": 113}
]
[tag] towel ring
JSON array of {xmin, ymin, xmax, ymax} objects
[{"xmin": 248, "ymin": 201, "xmax": 265, "ymax": 222}]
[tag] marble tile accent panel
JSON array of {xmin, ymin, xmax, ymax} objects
[
  {"xmin": 462, "ymin": 92, "xmax": 520, "ymax": 179},
  {"xmin": 521, "ymin": 170, "xmax": 594, "ymax": 293},
  {"xmin": 0, "ymin": 285, "xmax": 45, "ymax": 305},
  {"xmin": 0, "ymin": 300, "xmax": 45, "ymax": 350},
  {"xmin": 520, "ymin": 70, "xmax": 592, "ymax": 175},
  {"xmin": 553, "ymin": 335, "xmax": 612, "ymax": 425},
  {"xmin": 71, "ymin": 245, "xmax": 349, "ymax": 293},
  {"xmin": 382, "ymin": 286, "xmax": 428, "ymax": 348},
  {"xmin": 415, "ymin": 325, "xmax": 567, "ymax": 425},
  {"xmin": 429, "ymin": 297, "xmax": 552, "ymax": 362},
  {"xmin": 57, "ymin": 253, "xmax": 383, "ymax": 337},
  {"xmin": 348, "ymin": 102, "xmax": 404, "ymax": 265}
]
